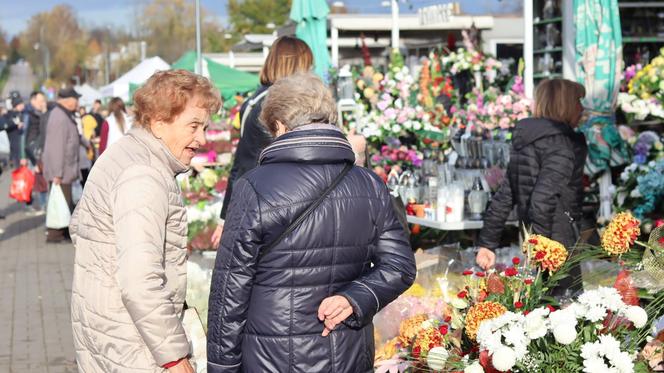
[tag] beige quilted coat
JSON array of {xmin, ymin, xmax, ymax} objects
[{"xmin": 70, "ymin": 126, "xmax": 190, "ymax": 372}]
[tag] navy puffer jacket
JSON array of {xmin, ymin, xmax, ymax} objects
[
  {"xmin": 478, "ymin": 118, "xmax": 587, "ymax": 249},
  {"xmin": 207, "ymin": 126, "xmax": 416, "ymax": 373}
]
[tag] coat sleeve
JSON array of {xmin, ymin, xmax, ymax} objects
[
  {"xmin": 45, "ymin": 113, "xmax": 66, "ymax": 179},
  {"xmin": 529, "ymin": 135, "xmax": 574, "ymax": 238},
  {"xmin": 111, "ymin": 165, "xmax": 189, "ymax": 366},
  {"xmin": 478, "ymin": 177, "xmax": 514, "ymax": 250},
  {"xmin": 337, "ymin": 184, "xmax": 416, "ymax": 328},
  {"xmin": 208, "ymin": 178, "xmax": 262, "ymax": 373}
]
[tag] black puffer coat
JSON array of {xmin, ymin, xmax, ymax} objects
[
  {"xmin": 207, "ymin": 126, "xmax": 416, "ymax": 373},
  {"xmin": 220, "ymin": 85, "xmax": 272, "ymax": 219},
  {"xmin": 478, "ymin": 118, "xmax": 587, "ymax": 249}
]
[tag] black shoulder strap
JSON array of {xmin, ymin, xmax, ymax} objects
[{"xmin": 258, "ymin": 162, "xmax": 354, "ymax": 260}]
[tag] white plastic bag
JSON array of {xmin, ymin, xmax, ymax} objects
[
  {"xmin": 0, "ymin": 131, "xmax": 9, "ymax": 155},
  {"xmin": 46, "ymin": 185, "xmax": 72, "ymax": 229}
]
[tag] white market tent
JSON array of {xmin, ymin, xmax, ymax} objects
[
  {"xmin": 100, "ymin": 56, "xmax": 170, "ymax": 102},
  {"xmin": 74, "ymin": 84, "xmax": 102, "ymax": 108}
]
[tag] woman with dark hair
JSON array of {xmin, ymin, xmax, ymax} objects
[
  {"xmin": 211, "ymin": 35, "xmax": 314, "ymax": 247},
  {"xmin": 476, "ymin": 78, "xmax": 588, "ymax": 276},
  {"xmin": 99, "ymin": 97, "xmax": 132, "ymax": 154}
]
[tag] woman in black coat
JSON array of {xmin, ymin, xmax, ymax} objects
[
  {"xmin": 207, "ymin": 73, "xmax": 416, "ymax": 373},
  {"xmin": 476, "ymin": 78, "xmax": 587, "ymax": 271},
  {"xmin": 211, "ymin": 36, "xmax": 314, "ymax": 247}
]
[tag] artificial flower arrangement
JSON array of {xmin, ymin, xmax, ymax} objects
[
  {"xmin": 618, "ymin": 49, "xmax": 664, "ymax": 122},
  {"xmin": 354, "ymin": 51, "xmax": 435, "ymax": 143},
  {"xmin": 450, "ymin": 77, "xmax": 532, "ymax": 136},
  {"xmin": 374, "ymin": 212, "xmax": 664, "ymax": 372},
  {"xmin": 615, "ymin": 131, "xmax": 664, "ymax": 223},
  {"xmin": 179, "ymin": 167, "xmax": 229, "ymax": 251}
]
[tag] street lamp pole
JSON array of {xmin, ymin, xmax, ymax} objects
[{"xmin": 195, "ymin": 0, "xmax": 203, "ymax": 75}]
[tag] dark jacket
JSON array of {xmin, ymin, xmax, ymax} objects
[
  {"xmin": 478, "ymin": 118, "xmax": 587, "ymax": 249},
  {"xmin": 24, "ymin": 104, "xmax": 43, "ymax": 162},
  {"xmin": 207, "ymin": 126, "xmax": 416, "ymax": 373},
  {"xmin": 220, "ymin": 85, "xmax": 272, "ymax": 219}
]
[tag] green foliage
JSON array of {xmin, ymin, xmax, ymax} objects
[{"xmin": 228, "ymin": 0, "xmax": 292, "ymax": 35}]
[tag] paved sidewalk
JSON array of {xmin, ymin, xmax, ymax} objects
[{"xmin": 0, "ymin": 173, "xmax": 77, "ymax": 373}]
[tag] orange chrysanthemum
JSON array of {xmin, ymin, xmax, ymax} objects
[
  {"xmin": 602, "ymin": 212, "xmax": 641, "ymax": 255},
  {"xmin": 522, "ymin": 234, "xmax": 568, "ymax": 273},
  {"xmin": 464, "ymin": 301, "xmax": 507, "ymax": 341},
  {"xmin": 376, "ymin": 337, "xmax": 400, "ymax": 361},
  {"xmin": 411, "ymin": 326, "xmax": 444, "ymax": 359},
  {"xmin": 398, "ymin": 314, "xmax": 428, "ymax": 347}
]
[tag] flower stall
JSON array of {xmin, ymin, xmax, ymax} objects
[{"xmin": 372, "ymin": 213, "xmax": 664, "ymax": 372}]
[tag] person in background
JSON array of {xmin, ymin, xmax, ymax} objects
[
  {"xmin": 22, "ymin": 91, "xmax": 48, "ymax": 213},
  {"xmin": 70, "ymin": 70, "xmax": 220, "ymax": 373},
  {"xmin": 42, "ymin": 88, "xmax": 82, "ymax": 243},
  {"xmin": 211, "ymin": 35, "xmax": 313, "ymax": 247},
  {"xmin": 6, "ymin": 93, "xmax": 25, "ymax": 169},
  {"xmin": 98, "ymin": 97, "xmax": 132, "ymax": 155},
  {"xmin": 90, "ymin": 99, "xmax": 105, "ymax": 137},
  {"xmin": 80, "ymin": 105, "xmax": 99, "ymax": 160},
  {"xmin": 207, "ymin": 72, "xmax": 416, "ymax": 372},
  {"xmin": 476, "ymin": 79, "xmax": 587, "ymax": 294},
  {"xmin": 75, "ymin": 106, "xmax": 93, "ymax": 187}
]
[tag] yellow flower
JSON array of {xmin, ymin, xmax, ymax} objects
[
  {"xmin": 376, "ymin": 337, "xmax": 400, "ymax": 361},
  {"xmin": 601, "ymin": 212, "xmax": 641, "ymax": 255},
  {"xmin": 412, "ymin": 326, "xmax": 445, "ymax": 358},
  {"xmin": 363, "ymin": 87, "xmax": 376, "ymax": 100},
  {"xmin": 403, "ymin": 283, "xmax": 426, "ymax": 297},
  {"xmin": 398, "ymin": 314, "xmax": 429, "ymax": 347},
  {"xmin": 464, "ymin": 301, "xmax": 507, "ymax": 341},
  {"xmin": 522, "ymin": 235, "xmax": 568, "ymax": 273},
  {"xmin": 356, "ymin": 80, "xmax": 366, "ymax": 90},
  {"xmin": 642, "ymin": 92, "xmax": 652, "ymax": 100},
  {"xmin": 373, "ymin": 73, "xmax": 384, "ymax": 83}
]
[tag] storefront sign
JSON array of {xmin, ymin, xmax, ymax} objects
[{"xmin": 418, "ymin": 3, "xmax": 460, "ymax": 26}]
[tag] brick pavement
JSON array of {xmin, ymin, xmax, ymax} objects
[{"xmin": 0, "ymin": 174, "xmax": 77, "ymax": 373}]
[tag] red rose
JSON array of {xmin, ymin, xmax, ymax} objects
[
  {"xmin": 528, "ymin": 238, "xmax": 538, "ymax": 245},
  {"xmin": 475, "ymin": 271, "xmax": 486, "ymax": 277},
  {"xmin": 655, "ymin": 219, "xmax": 664, "ymax": 228},
  {"xmin": 412, "ymin": 345, "xmax": 421, "ymax": 358},
  {"xmin": 514, "ymin": 301, "xmax": 524, "ymax": 309},
  {"xmin": 524, "ymin": 279, "xmax": 534, "ymax": 285},
  {"xmin": 444, "ymin": 315, "xmax": 452, "ymax": 323},
  {"xmin": 547, "ymin": 305, "xmax": 556, "ymax": 313},
  {"xmin": 523, "ymin": 310, "xmax": 530, "ymax": 315},
  {"xmin": 439, "ymin": 324, "xmax": 449, "ymax": 335},
  {"xmin": 512, "ymin": 257, "xmax": 521, "ymax": 265},
  {"xmin": 504, "ymin": 267, "xmax": 518, "ymax": 277},
  {"xmin": 457, "ymin": 290, "xmax": 468, "ymax": 299},
  {"xmin": 535, "ymin": 251, "xmax": 546, "ymax": 260},
  {"xmin": 463, "ymin": 270, "xmax": 474, "ymax": 276}
]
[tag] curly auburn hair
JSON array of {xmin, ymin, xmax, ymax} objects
[{"xmin": 133, "ymin": 69, "xmax": 221, "ymax": 128}]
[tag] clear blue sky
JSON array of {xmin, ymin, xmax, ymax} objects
[{"xmin": 0, "ymin": 0, "xmax": 522, "ymax": 37}]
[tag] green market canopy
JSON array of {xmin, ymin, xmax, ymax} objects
[{"xmin": 172, "ymin": 51, "xmax": 260, "ymax": 101}]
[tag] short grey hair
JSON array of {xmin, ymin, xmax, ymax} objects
[{"xmin": 259, "ymin": 72, "xmax": 338, "ymax": 134}]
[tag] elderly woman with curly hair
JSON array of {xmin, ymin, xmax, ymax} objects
[{"xmin": 69, "ymin": 70, "xmax": 221, "ymax": 373}]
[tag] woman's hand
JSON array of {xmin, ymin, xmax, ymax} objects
[
  {"xmin": 476, "ymin": 247, "xmax": 496, "ymax": 270},
  {"xmin": 317, "ymin": 295, "xmax": 354, "ymax": 337},
  {"xmin": 211, "ymin": 223, "xmax": 224, "ymax": 249},
  {"xmin": 167, "ymin": 359, "xmax": 194, "ymax": 373}
]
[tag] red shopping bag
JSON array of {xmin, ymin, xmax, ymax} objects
[{"xmin": 9, "ymin": 166, "xmax": 35, "ymax": 203}]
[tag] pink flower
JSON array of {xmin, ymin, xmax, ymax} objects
[
  {"xmin": 377, "ymin": 101, "xmax": 389, "ymax": 111},
  {"xmin": 384, "ymin": 108, "xmax": 397, "ymax": 120},
  {"xmin": 499, "ymin": 117, "xmax": 512, "ymax": 129}
]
